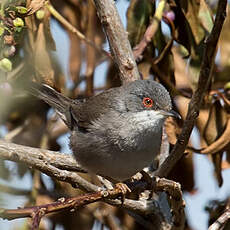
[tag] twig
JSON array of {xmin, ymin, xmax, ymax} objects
[
  {"xmin": 133, "ymin": 0, "xmax": 167, "ymax": 61},
  {"xmin": 0, "ymin": 175, "xmax": 184, "ymax": 230},
  {"xmin": 93, "ymin": 0, "xmax": 140, "ymax": 83},
  {"xmin": 0, "ymin": 187, "xmax": 125, "ymax": 223},
  {"xmin": 155, "ymin": 0, "xmax": 227, "ymax": 177},
  {"xmin": 45, "ymin": 2, "xmax": 111, "ymax": 59},
  {"xmin": 208, "ymin": 208, "xmax": 230, "ymax": 230},
  {"xmin": 153, "ymin": 177, "xmax": 185, "ymax": 229},
  {"xmin": 153, "ymin": 15, "xmax": 175, "ymax": 65}
]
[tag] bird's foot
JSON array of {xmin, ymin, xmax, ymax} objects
[{"xmin": 114, "ymin": 182, "xmax": 131, "ymax": 203}]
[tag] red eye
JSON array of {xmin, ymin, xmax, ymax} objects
[{"xmin": 143, "ymin": 97, "xmax": 154, "ymax": 108}]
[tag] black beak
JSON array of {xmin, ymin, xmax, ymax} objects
[{"xmin": 160, "ymin": 110, "xmax": 181, "ymax": 120}]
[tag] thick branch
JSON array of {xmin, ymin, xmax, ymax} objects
[
  {"xmin": 93, "ymin": 0, "xmax": 140, "ymax": 83},
  {"xmin": 0, "ymin": 140, "xmax": 99, "ymax": 192},
  {"xmin": 0, "ymin": 140, "xmax": 84, "ymax": 172},
  {"xmin": 155, "ymin": 0, "xmax": 227, "ymax": 177}
]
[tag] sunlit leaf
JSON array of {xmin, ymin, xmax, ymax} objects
[{"xmin": 198, "ymin": 0, "xmax": 214, "ymax": 33}]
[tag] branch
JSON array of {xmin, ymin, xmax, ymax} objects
[
  {"xmin": 45, "ymin": 2, "xmax": 111, "ymax": 59},
  {"xmin": 208, "ymin": 208, "xmax": 230, "ymax": 230},
  {"xmin": 0, "ymin": 174, "xmax": 184, "ymax": 230},
  {"xmin": 0, "ymin": 140, "xmax": 99, "ymax": 192},
  {"xmin": 133, "ymin": 0, "xmax": 167, "ymax": 60},
  {"xmin": 0, "ymin": 140, "xmax": 84, "ymax": 172},
  {"xmin": 155, "ymin": 0, "xmax": 227, "ymax": 177},
  {"xmin": 0, "ymin": 186, "xmax": 126, "ymax": 224},
  {"xmin": 93, "ymin": 0, "xmax": 140, "ymax": 83}
]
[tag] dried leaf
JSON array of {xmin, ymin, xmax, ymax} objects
[
  {"xmin": 62, "ymin": 5, "xmax": 82, "ymax": 83},
  {"xmin": 153, "ymin": 24, "xmax": 175, "ymax": 85},
  {"xmin": 179, "ymin": 0, "xmax": 205, "ymax": 45},
  {"xmin": 198, "ymin": 0, "xmax": 214, "ymax": 33},
  {"xmin": 219, "ymin": 7, "xmax": 230, "ymax": 67},
  {"xmin": 34, "ymin": 23, "xmax": 55, "ymax": 85},
  {"xmin": 43, "ymin": 8, "xmax": 56, "ymax": 51},
  {"xmin": 203, "ymin": 101, "xmax": 228, "ymax": 186}
]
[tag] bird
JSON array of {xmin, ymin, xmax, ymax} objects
[{"xmin": 28, "ymin": 79, "xmax": 180, "ymax": 182}]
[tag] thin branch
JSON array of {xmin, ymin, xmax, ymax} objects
[
  {"xmin": 133, "ymin": 0, "xmax": 167, "ymax": 61},
  {"xmin": 93, "ymin": 0, "xmax": 140, "ymax": 83},
  {"xmin": 208, "ymin": 209, "xmax": 230, "ymax": 230},
  {"xmin": 0, "ymin": 174, "xmax": 184, "ymax": 230},
  {"xmin": 0, "ymin": 186, "xmax": 126, "ymax": 222},
  {"xmin": 155, "ymin": 0, "xmax": 227, "ymax": 177},
  {"xmin": 153, "ymin": 177, "xmax": 185, "ymax": 229},
  {"xmin": 45, "ymin": 2, "xmax": 111, "ymax": 59}
]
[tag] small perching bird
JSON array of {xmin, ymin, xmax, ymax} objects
[{"xmin": 28, "ymin": 80, "xmax": 180, "ymax": 181}]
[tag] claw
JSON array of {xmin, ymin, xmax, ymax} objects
[{"xmin": 115, "ymin": 183, "xmax": 131, "ymax": 203}]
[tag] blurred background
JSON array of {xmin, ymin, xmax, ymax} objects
[{"xmin": 0, "ymin": 0, "xmax": 230, "ymax": 229}]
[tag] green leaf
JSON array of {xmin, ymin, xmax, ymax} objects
[
  {"xmin": 16, "ymin": 6, "xmax": 28, "ymax": 14},
  {"xmin": 0, "ymin": 58, "xmax": 12, "ymax": 72},
  {"xmin": 13, "ymin": 17, "xmax": 24, "ymax": 27},
  {"xmin": 198, "ymin": 0, "xmax": 214, "ymax": 33},
  {"xmin": 0, "ymin": 24, "xmax": 4, "ymax": 36}
]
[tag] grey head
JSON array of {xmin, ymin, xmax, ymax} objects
[{"xmin": 121, "ymin": 79, "xmax": 174, "ymax": 116}]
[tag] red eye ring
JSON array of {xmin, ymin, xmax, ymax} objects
[{"xmin": 143, "ymin": 97, "xmax": 154, "ymax": 108}]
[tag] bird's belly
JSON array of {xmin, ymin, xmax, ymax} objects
[
  {"xmin": 99, "ymin": 150, "xmax": 155, "ymax": 181},
  {"xmin": 75, "ymin": 147, "xmax": 156, "ymax": 181},
  {"xmin": 71, "ymin": 123, "xmax": 162, "ymax": 181}
]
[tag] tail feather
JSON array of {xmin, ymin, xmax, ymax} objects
[{"xmin": 27, "ymin": 82, "xmax": 74, "ymax": 128}]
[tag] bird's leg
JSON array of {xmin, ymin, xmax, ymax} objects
[{"xmin": 114, "ymin": 182, "xmax": 131, "ymax": 203}]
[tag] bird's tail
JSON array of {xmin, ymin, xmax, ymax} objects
[{"xmin": 27, "ymin": 82, "xmax": 74, "ymax": 127}]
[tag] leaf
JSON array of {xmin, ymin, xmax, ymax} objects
[
  {"xmin": 127, "ymin": 0, "xmax": 154, "ymax": 47},
  {"xmin": 203, "ymin": 101, "xmax": 228, "ymax": 187},
  {"xmin": 219, "ymin": 7, "xmax": 230, "ymax": 67},
  {"xmin": 153, "ymin": 24, "xmax": 175, "ymax": 86},
  {"xmin": 198, "ymin": 0, "xmax": 214, "ymax": 33},
  {"xmin": 179, "ymin": 0, "xmax": 205, "ymax": 45},
  {"xmin": 34, "ymin": 22, "xmax": 54, "ymax": 85}
]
